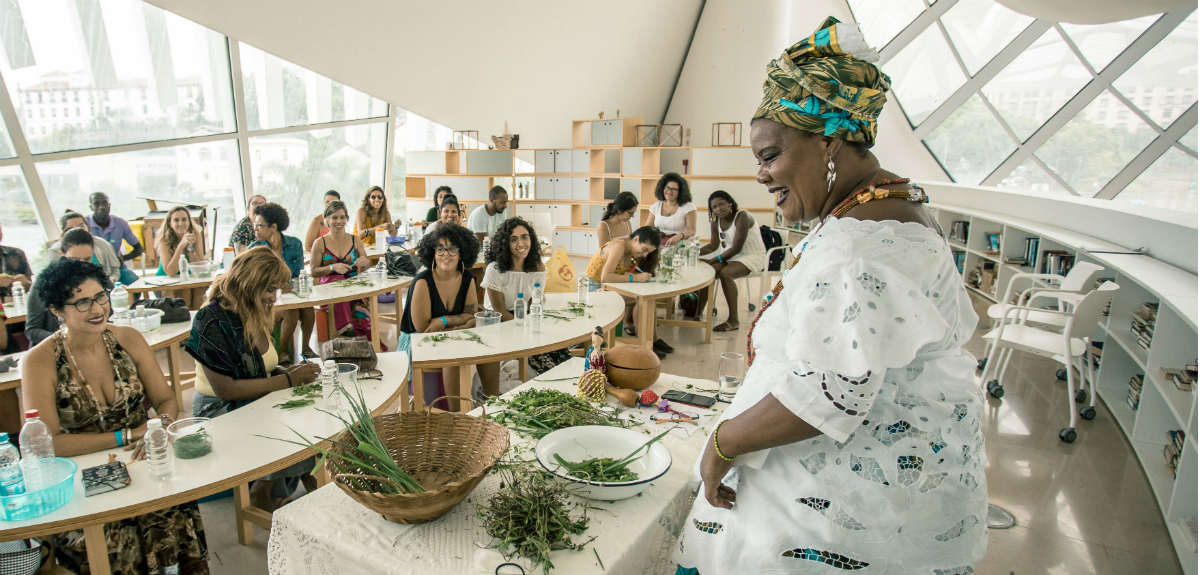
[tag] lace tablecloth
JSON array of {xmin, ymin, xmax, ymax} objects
[{"xmin": 268, "ymin": 358, "xmax": 719, "ymax": 575}]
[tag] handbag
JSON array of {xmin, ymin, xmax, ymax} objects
[
  {"xmin": 384, "ymin": 246, "xmax": 418, "ymax": 277},
  {"xmin": 319, "ymin": 336, "xmax": 378, "ymax": 370},
  {"xmin": 134, "ymin": 298, "xmax": 191, "ymax": 323},
  {"xmin": 543, "ymin": 246, "xmax": 576, "ymax": 293}
]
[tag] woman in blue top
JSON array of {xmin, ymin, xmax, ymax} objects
[
  {"xmin": 249, "ymin": 202, "xmax": 316, "ymax": 364},
  {"xmin": 155, "ymin": 206, "xmax": 209, "ymax": 309}
]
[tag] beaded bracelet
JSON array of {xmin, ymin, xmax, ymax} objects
[{"xmin": 712, "ymin": 419, "xmax": 736, "ymax": 461}]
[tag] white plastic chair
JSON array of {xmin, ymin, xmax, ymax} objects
[
  {"xmin": 759, "ymin": 244, "xmax": 795, "ymax": 306},
  {"xmin": 979, "ymin": 281, "xmax": 1119, "ymax": 443}
]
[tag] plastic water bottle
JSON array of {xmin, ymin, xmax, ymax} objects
[
  {"xmin": 0, "ymin": 433, "xmax": 23, "ymax": 496},
  {"xmin": 533, "ymin": 282, "xmax": 544, "ymax": 304},
  {"xmin": 111, "ymin": 282, "xmax": 130, "ymax": 325},
  {"xmin": 221, "ymin": 247, "xmax": 235, "ymax": 270},
  {"xmin": 179, "ymin": 258, "xmax": 189, "ymax": 280},
  {"xmin": 673, "ymin": 249, "xmax": 685, "ymax": 276},
  {"xmin": 297, "ymin": 268, "xmax": 312, "ymax": 297},
  {"xmin": 689, "ymin": 237, "xmax": 701, "ymax": 267},
  {"xmin": 18, "ymin": 410, "xmax": 55, "ymax": 493},
  {"xmin": 322, "ymin": 360, "xmax": 342, "ymax": 412},
  {"xmin": 145, "ymin": 418, "xmax": 173, "ymax": 482},
  {"xmin": 514, "ymin": 292, "xmax": 527, "ymax": 326},
  {"xmin": 577, "ymin": 276, "xmax": 589, "ymax": 305},
  {"xmin": 11, "ymin": 282, "xmax": 25, "ymax": 314},
  {"xmin": 132, "ymin": 307, "xmax": 149, "ymax": 333},
  {"xmin": 530, "ymin": 293, "xmax": 544, "ymax": 334}
]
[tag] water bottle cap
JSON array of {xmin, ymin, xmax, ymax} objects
[
  {"xmin": 23, "ymin": 409, "xmax": 37, "ymax": 418},
  {"xmin": 517, "ymin": 293, "xmax": 523, "ymax": 298},
  {"xmin": 0, "ymin": 432, "xmax": 7, "ymax": 442},
  {"xmin": 114, "ymin": 282, "xmax": 122, "ymax": 287},
  {"xmin": 147, "ymin": 418, "xmax": 162, "ymax": 429},
  {"xmin": 324, "ymin": 360, "xmax": 336, "ymax": 367}
]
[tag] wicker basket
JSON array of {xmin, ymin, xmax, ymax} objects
[{"xmin": 326, "ymin": 396, "xmax": 509, "ymax": 524}]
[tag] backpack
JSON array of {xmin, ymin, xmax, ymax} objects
[{"xmin": 760, "ymin": 226, "xmax": 785, "ymax": 271}]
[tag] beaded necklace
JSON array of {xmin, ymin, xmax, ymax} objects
[
  {"xmin": 59, "ymin": 329, "xmax": 129, "ymax": 427},
  {"xmin": 746, "ymin": 178, "xmax": 927, "ymax": 366}
]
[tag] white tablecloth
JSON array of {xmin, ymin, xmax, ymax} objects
[{"xmin": 268, "ymin": 358, "xmax": 722, "ymax": 575}]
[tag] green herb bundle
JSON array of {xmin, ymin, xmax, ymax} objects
[
  {"xmin": 335, "ymin": 277, "xmax": 375, "ymax": 288},
  {"xmin": 552, "ymin": 430, "xmax": 669, "ymax": 483},
  {"xmin": 476, "ymin": 464, "xmax": 593, "ymax": 574},
  {"xmin": 487, "ymin": 389, "xmax": 625, "ymax": 439},
  {"xmin": 274, "ymin": 399, "xmax": 315, "ymax": 410},
  {"xmin": 261, "ymin": 385, "xmax": 426, "ymax": 494},
  {"xmin": 418, "ymin": 330, "xmax": 490, "ymax": 347},
  {"xmin": 291, "ymin": 383, "xmax": 323, "ymax": 398},
  {"xmin": 172, "ymin": 428, "xmax": 212, "ymax": 460}
]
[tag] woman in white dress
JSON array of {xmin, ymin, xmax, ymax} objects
[
  {"xmin": 673, "ymin": 17, "xmax": 986, "ymax": 575},
  {"xmin": 648, "ymin": 172, "xmax": 696, "ymax": 246},
  {"xmin": 698, "ymin": 190, "xmax": 767, "ymax": 331}
]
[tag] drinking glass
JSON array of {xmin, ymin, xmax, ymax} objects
[
  {"xmin": 475, "ymin": 310, "xmax": 501, "ymax": 327},
  {"xmin": 718, "ymin": 352, "xmax": 745, "ymax": 402}
]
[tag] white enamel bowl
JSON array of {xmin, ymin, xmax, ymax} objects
[{"xmin": 534, "ymin": 425, "xmax": 672, "ymax": 501}]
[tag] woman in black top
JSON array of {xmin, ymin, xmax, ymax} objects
[{"xmin": 399, "ymin": 223, "xmax": 479, "ymax": 412}]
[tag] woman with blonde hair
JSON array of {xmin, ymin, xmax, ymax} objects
[
  {"xmin": 354, "ymin": 185, "xmax": 396, "ymax": 246},
  {"xmin": 156, "ymin": 205, "xmax": 209, "ymax": 308},
  {"xmin": 186, "ymin": 247, "xmax": 321, "ymax": 510}
]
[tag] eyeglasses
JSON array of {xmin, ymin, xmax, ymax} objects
[
  {"xmin": 253, "ymin": 222, "xmax": 269, "ymax": 228},
  {"xmin": 508, "ymin": 234, "xmax": 530, "ymax": 244},
  {"xmin": 435, "ymin": 246, "xmax": 460, "ymax": 255},
  {"xmin": 370, "ymin": 195, "xmax": 384, "ymax": 200},
  {"xmin": 359, "ymin": 369, "xmax": 383, "ymax": 380},
  {"xmin": 64, "ymin": 292, "xmax": 110, "ymax": 313}
]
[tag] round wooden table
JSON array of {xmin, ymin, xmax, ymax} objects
[
  {"xmin": 602, "ymin": 265, "xmax": 717, "ymax": 350},
  {"xmin": 0, "ymin": 351, "xmax": 409, "ymax": 575},
  {"xmin": 274, "ymin": 275, "xmax": 413, "ymax": 352},
  {"xmin": 124, "ymin": 272, "xmax": 223, "ymax": 299},
  {"xmin": 409, "ymin": 291, "xmax": 626, "ymax": 411}
]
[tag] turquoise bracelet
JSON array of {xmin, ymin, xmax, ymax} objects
[
  {"xmin": 114, "ymin": 430, "xmax": 124, "ymax": 447},
  {"xmin": 629, "ymin": 274, "xmax": 633, "ymax": 282}
]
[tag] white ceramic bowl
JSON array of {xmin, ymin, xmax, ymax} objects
[{"xmin": 535, "ymin": 425, "xmax": 672, "ymax": 501}]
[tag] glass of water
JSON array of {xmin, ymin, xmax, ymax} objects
[
  {"xmin": 718, "ymin": 352, "xmax": 745, "ymax": 402},
  {"xmin": 475, "ymin": 310, "xmax": 501, "ymax": 327}
]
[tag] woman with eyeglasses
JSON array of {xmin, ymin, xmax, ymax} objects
[
  {"xmin": 596, "ymin": 191, "xmax": 639, "ymax": 247},
  {"xmin": 398, "ymin": 223, "xmax": 480, "ymax": 412},
  {"xmin": 696, "ymin": 190, "xmax": 767, "ymax": 332},
  {"xmin": 647, "ymin": 172, "xmax": 696, "ymax": 246},
  {"xmin": 310, "ymin": 200, "xmax": 375, "ymax": 343},
  {"xmin": 354, "ymin": 185, "xmax": 396, "ymax": 247},
  {"xmin": 22, "ymin": 258, "xmax": 209, "ymax": 575},
  {"xmin": 156, "ymin": 205, "xmax": 209, "ymax": 309},
  {"xmin": 250, "ymin": 202, "xmax": 316, "ymax": 363}
]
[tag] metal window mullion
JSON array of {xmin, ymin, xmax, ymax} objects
[
  {"xmin": 1029, "ymin": 154, "xmax": 1081, "ymax": 196},
  {"xmin": 1108, "ymin": 88, "xmax": 1168, "ymax": 137},
  {"xmin": 933, "ymin": 16, "xmax": 972, "ymax": 79},
  {"xmin": 1095, "ymin": 104, "xmax": 1198, "ymax": 199},
  {"xmin": 228, "ymin": 37, "xmax": 253, "ymax": 218},
  {"xmin": 0, "ymin": 61, "xmax": 57, "ymax": 241},
  {"xmin": 1054, "ymin": 23, "xmax": 1100, "ymax": 79},
  {"xmin": 382, "ymin": 104, "xmax": 397, "ymax": 200},
  {"xmin": 878, "ymin": 0, "xmax": 959, "ymax": 65},
  {"xmin": 24, "ymin": 131, "xmax": 242, "ymax": 163}
]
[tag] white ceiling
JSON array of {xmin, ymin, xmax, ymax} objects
[
  {"xmin": 997, "ymin": 0, "xmax": 1195, "ymax": 24},
  {"xmin": 145, "ymin": 0, "xmax": 704, "ymax": 149}
]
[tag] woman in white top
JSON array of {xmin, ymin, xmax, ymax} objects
[
  {"xmin": 647, "ymin": 172, "xmax": 696, "ymax": 245},
  {"xmin": 596, "ymin": 191, "xmax": 638, "ymax": 247},
  {"xmin": 698, "ymin": 190, "xmax": 767, "ymax": 331}
]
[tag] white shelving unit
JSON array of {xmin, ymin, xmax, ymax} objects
[{"xmin": 931, "ymin": 203, "xmax": 1198, "ymax": 573}]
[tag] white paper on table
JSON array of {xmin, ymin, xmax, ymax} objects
[{"xmin": 143, "ymin": 277, "xmax": 181, "ymax": 286}]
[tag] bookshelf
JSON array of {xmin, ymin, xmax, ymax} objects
[{"xmin": 930, "ymin": 203, "xmax": 1198, "ymax": 573}]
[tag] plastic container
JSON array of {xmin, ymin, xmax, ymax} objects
[
  {"xmin": 188, "ymin": 260, "xmax": 219, "ymax": 279},
  {"xmin": 18, "ymin": 411, "xmax": 55, "ymax": 493},
  {"xmin": 322, "ymin": 360, "xmax": 342, "ymax": 412},
  {"xmin": 530, "ymin": 296, "xmax": 543, "ymax": 334},
  {"xmin": 577, "ymin": 277, "xmax": 589, "ymax": 304},
  {"xmin": 167, "ymin": 417, "xmax": 214, "ymax": 460},
  {"xmin": 145, "ymin": 418, "xmax": 173, "ymax": 481},
  {"xmin": 0, "ymin": 458, "xmax": 77, "ymax": 521}
]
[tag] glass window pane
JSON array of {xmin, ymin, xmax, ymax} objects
[
  {"xmin": 0, "ymin": 118, "xmax": 16, "ymax": 160},
  {"xmin": 1116, "ymin": 147, "xmax": 1197, "ymax": 212},
  {"xmin": 240, "ymin": 43, "xmax": 388, "ymax": 131},
  {"xmin": 886, "ymin": 25, "xmax": 968, "ymax": 126},
  {"xmin": 982, "ymin": 29, "xmax": 1091, "ymax": 142},
  {"xmin": 0, "ymin": 0, "xmax": 236, "ymax": 154},
  {"xmin": 36, "ymin": 139, "xmax": 243, "ymax": 252},
  {"xmin": 847, "ymin": 0, "xmax": 927, "ymax": 49},
  {"xmin": 1179, "ymin": 125, "xmax": 1197, "ymax": 152},
  {"xmin": 400, "ymin": 110, "xmax": 454, "ymax": 151},
  {"xmin": 941, "ymin": 0, "xmax": 1035, "ymax": 76},
  {"xmin": 997, "ymin": 157, "xmax": 1072, "ymax": 195},
  {"xmin": 249, "ymin": 122, "xmax": 388, "ymax": 240},
  {"xmin": 1112, "ymin": 11, "xmax": 1197, "ymax": 129},
  {"xmin": 922, "ymin": 94, "xmax": 1017, "ymax": 184},
  {"xmin": 1060, "ymin": 15, "xmax": 1158, "ymax": 73},
  {"xmin": 1035, "ymin": 90, "xmax": 1158, "ymax": 196},
  {"xmin": 0, "ymin": 166, "xmax": 47, "ymax": 267}
]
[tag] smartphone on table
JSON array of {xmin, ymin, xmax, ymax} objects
[{"xmin": 662, "ymin": 390, "xmax": 717, "ymax": 409}]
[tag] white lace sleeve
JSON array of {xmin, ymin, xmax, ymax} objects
[{"xmin": 769, "ymin": 256, "xmax": 949, "ymax": 442}]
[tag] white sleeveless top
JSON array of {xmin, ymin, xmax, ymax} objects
[
  {"xmin": 650, "ymin": 201, "xmax": 696, "ymax": 236},
  {"xmin": 718, "ymin": 210, "xmax": 766, "ymax": 256}
]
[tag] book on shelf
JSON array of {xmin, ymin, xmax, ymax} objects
[
  {"xmin": 1090, "ymin": 341, "xmax": 1103, "ymax": 369},
  {"xmin": 984, "ymin": 232, "xmax": 1002, "ymax": 255},
  {"xmin": 1040, "ymin": 250, "xmax": 1075, "ymax": 276},
  {"xmin": 1127, "ymin": 393, "xmax": 1140, "ymax": 411},
  {"xmin": 1130, "ymin": 303, "xmax": 1158, "ymax": 349},
  {"xmin": 1127, "ymin": 373, "xmax": 1144, "ymax": 409},
  {"xmin": 1159, "ymin": 367, "xmax": 1195, "ymax": 392},
  {"xmin": 1167, "ymin": 429, "xmax": 1186, "ymax": 452},
  {"xmin": 1023, "ymin": 238, "xmax": 1040, "ymax": 268},
  {"xmin": 952, "ymin": 251, "xmax": 965, "ymax": 274},
  {"xmin": 1164, "ymin": 431, "xmax": 1182, "ymax": 478},
  {"xmin": 949, "ymin": 221, "xmax": 969, "ymax": 244}
]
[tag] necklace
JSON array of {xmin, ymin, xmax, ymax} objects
[
  {"xmin": 746, "ymin": 178, "xmax": 926, "ymax": 366},
  {"xmin": 59, "ymin": 330, "xmax": 129, "ymax": 427}
]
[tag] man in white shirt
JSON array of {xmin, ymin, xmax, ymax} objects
[{"xmin": 467, "ymin": 186, "xmax": 509, "ymax": 243}]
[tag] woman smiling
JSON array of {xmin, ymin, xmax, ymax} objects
[
  {"xmin": 156, "ymin": 205, "xmax": 209, "ymax": 309},
  {"xmin": 355, "ymin": 185, "xmax": 396, "ymax": 246},
  {"xmin": 310, "ymin": 200, "xmax": 375, "ymax": 344},
  {"xmin": 250, "ymin": 202, "xmax": 316, "ymax": 363}
]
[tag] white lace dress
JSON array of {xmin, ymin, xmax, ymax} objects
[{"xmin": 674, "ymin": 217, "xmax": 987, "ymax": 574}]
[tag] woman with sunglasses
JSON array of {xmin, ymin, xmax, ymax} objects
[
  {"xmin": 398, "ymin": 223, "xmax": 480, "ymax": 412},
  {"xmin": 696, "ymin": 190, "xmax": 767, "ymax": 331},
  {"xmin": 354, "ymin": 185, "xmax": 395, "ymax": 246},
  {"xmin": 311, "ymin": 201, "xmax": 375, "ymax": 343},
  {"xmin": 22, "ymin": 258, "xmax": 209, "ymax": 575}
]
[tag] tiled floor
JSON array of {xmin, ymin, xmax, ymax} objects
[{"xmin": 173, "ymin": 290, "xmax": 1184, "ymax": 575}]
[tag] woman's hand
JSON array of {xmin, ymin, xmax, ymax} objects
[
  {"xmin": 457, "ymin": 318, "xmax": 476, "ymax": 330},
  {"xmin": 330, "ymin": 262, "xmax": 352, "ymax": 275},
  {"xmin": 181, "ymin": 232, "xmax": 196, "ymax": 249},
  {"xmin": 632, "ymin": 272, "xmax": 652, "ymax": 283},
  {"xmin": 424, "ymin": 319, "xmax": 446, "ymax": 333},
  {"xmin": 666, "ymin": 234, "xmax": 682, "ymax": 245},
  {"xmin": 127, "ymin": 439, "xmax": 147, "ymax": 461},
  {"xmin": 287, "ymin": 362, "xmax": 322, "ymax": 385},
  {"xmin": 699, "ymin": 437, "xmax": 737, "ymax": 509},
  {"xmin": 354, "ymin": 257, "xmax": 371, "ymax": 270}
]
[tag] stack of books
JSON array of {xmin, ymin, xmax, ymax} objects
[
  {"xmin": 1005, "ymin": 238, "xmax": 1039, "ymax": 267},
  {"xmin": 1040, "ymin": 250, "xmax": 1075, "ymax": 276},
  {"xmin": 1159, "ymin": 365, "xmax": 1197, "ymax": 392},
  {"xmin": 1127, "ymin": 373, "xmax": 1144, "ymax": 410},
  {"xmin": 1089, "ymin": 341, "xmax": 1103, "ymax": 370},
  {"xmin": 984, "ymin": 232, "xmax": 1002, "ymax": 256},
  {"xmin": 952, "ymin": 251, "xmax": 966, "ymax": 274},
  {"xmin": 1094, "ymin": 278, "xmax": 1114, "ymax": 316},
  {"xmin": 1131, "ymin": 302, "xmax": 1158, "ymax": 350},
  {"xmin": 1164, "ymin": 430, "xmax": 1186, "ymax": 478},
  {"xmin": 948, "ymin": 221, "xmax": 969, "ymax": 245}
]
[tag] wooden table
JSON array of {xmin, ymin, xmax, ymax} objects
[
  {"xmin": 409, "ymin": 291, "xmax": 625, "ymax": 411},
  {"xmin": 274, "ymin": 275, "xmax": 412, "ymax": 352},
  {"xmin": 602, "ymin": 265, "xmax": 716, "ymax": 350},
  {"xmin": 0, "ymin": 351, "xmax": 409, "ymax": 575},
  {"xmin": 125, "ymin": 273, "xmax": 223, "ymax": 299},
  {"xmin": 0, "ymin": 313, "xmax": 196, "ymax": 406},
  {"xmin": 2, "ymin": 303, "xmax": 24, "ymax": 325}
]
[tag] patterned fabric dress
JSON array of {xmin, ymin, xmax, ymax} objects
[
  {"xmin": 50, "ymin": 330, "xmax": 209, "ymax": 575},
  {"xmin": 318, "ymin": 244, "xmax": 372, "ymax": 339},
  {"xmin": 674, "ymin": 218, "xmax": 987, "ymax": 574}
]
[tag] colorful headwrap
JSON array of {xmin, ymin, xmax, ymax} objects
[{"xmin": 754, "ymin": 16, "xmax": 891, "ymax": 147}]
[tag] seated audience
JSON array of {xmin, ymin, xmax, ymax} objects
[
  {"xmin": 49, "ymin": 211, "xmax": 122, "ymax": 285},
  {"xmin": 424, "ymin": 194, "xmax": 462, "ymax": 236},
  {"xmin": 584, "ymin": 226, "xmax": 668, "ymax": 356},
  {"xmin": 22, "ymin": 258, "xmax": 209, "ymax": 575},
  {"xmin": 86, "ymin": 192, "xmax": 143, "ymax": 285},
  {"xmin": 303, "ymin": 190, "xmax": 341, "ymax": 254},
  {"xmin": 229, "ymin": 194, "xmax": 267, "ymax": 254},
  {"xmin": 309, "ymin": 201, "xmax": 374, "ymax": 343},
  {"xmin": 355, "ymin": 185, "xmax": 396, "ymax": 246},
  {"xmin": 156, "ymin": 206, "xmax": 210, "ymax": 309},
  {"xmin": 596, "ymin": 191, "xmax": 639, "ymax": 246},
  {"xmin": 186, "ymin": 248, "xmax": 322, "ymax": 510},
  {"xmin": 249, "ymin": 202, "xmax": 316, "ymax": 363},
  {"xmin": 0, "ymin": 220, "xmax": 31, "ymax": 300},
  {"xmin": 647, "ymin": 172, "xmax": 696, "ymax": 245},
  {"xmin": 398, "ymin": 223, "xmax": 479, "ymax": 412},
  {"xmin": 467, "ymin": 185, "xmax": 509, "ymax": 243},
  {"xmin": 424, "ymin": 185, "xmax": 453, "ymax": 226},
  {"xmin": 697, "ymin": 190, "xmax": 768, "ymax": 331}
]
